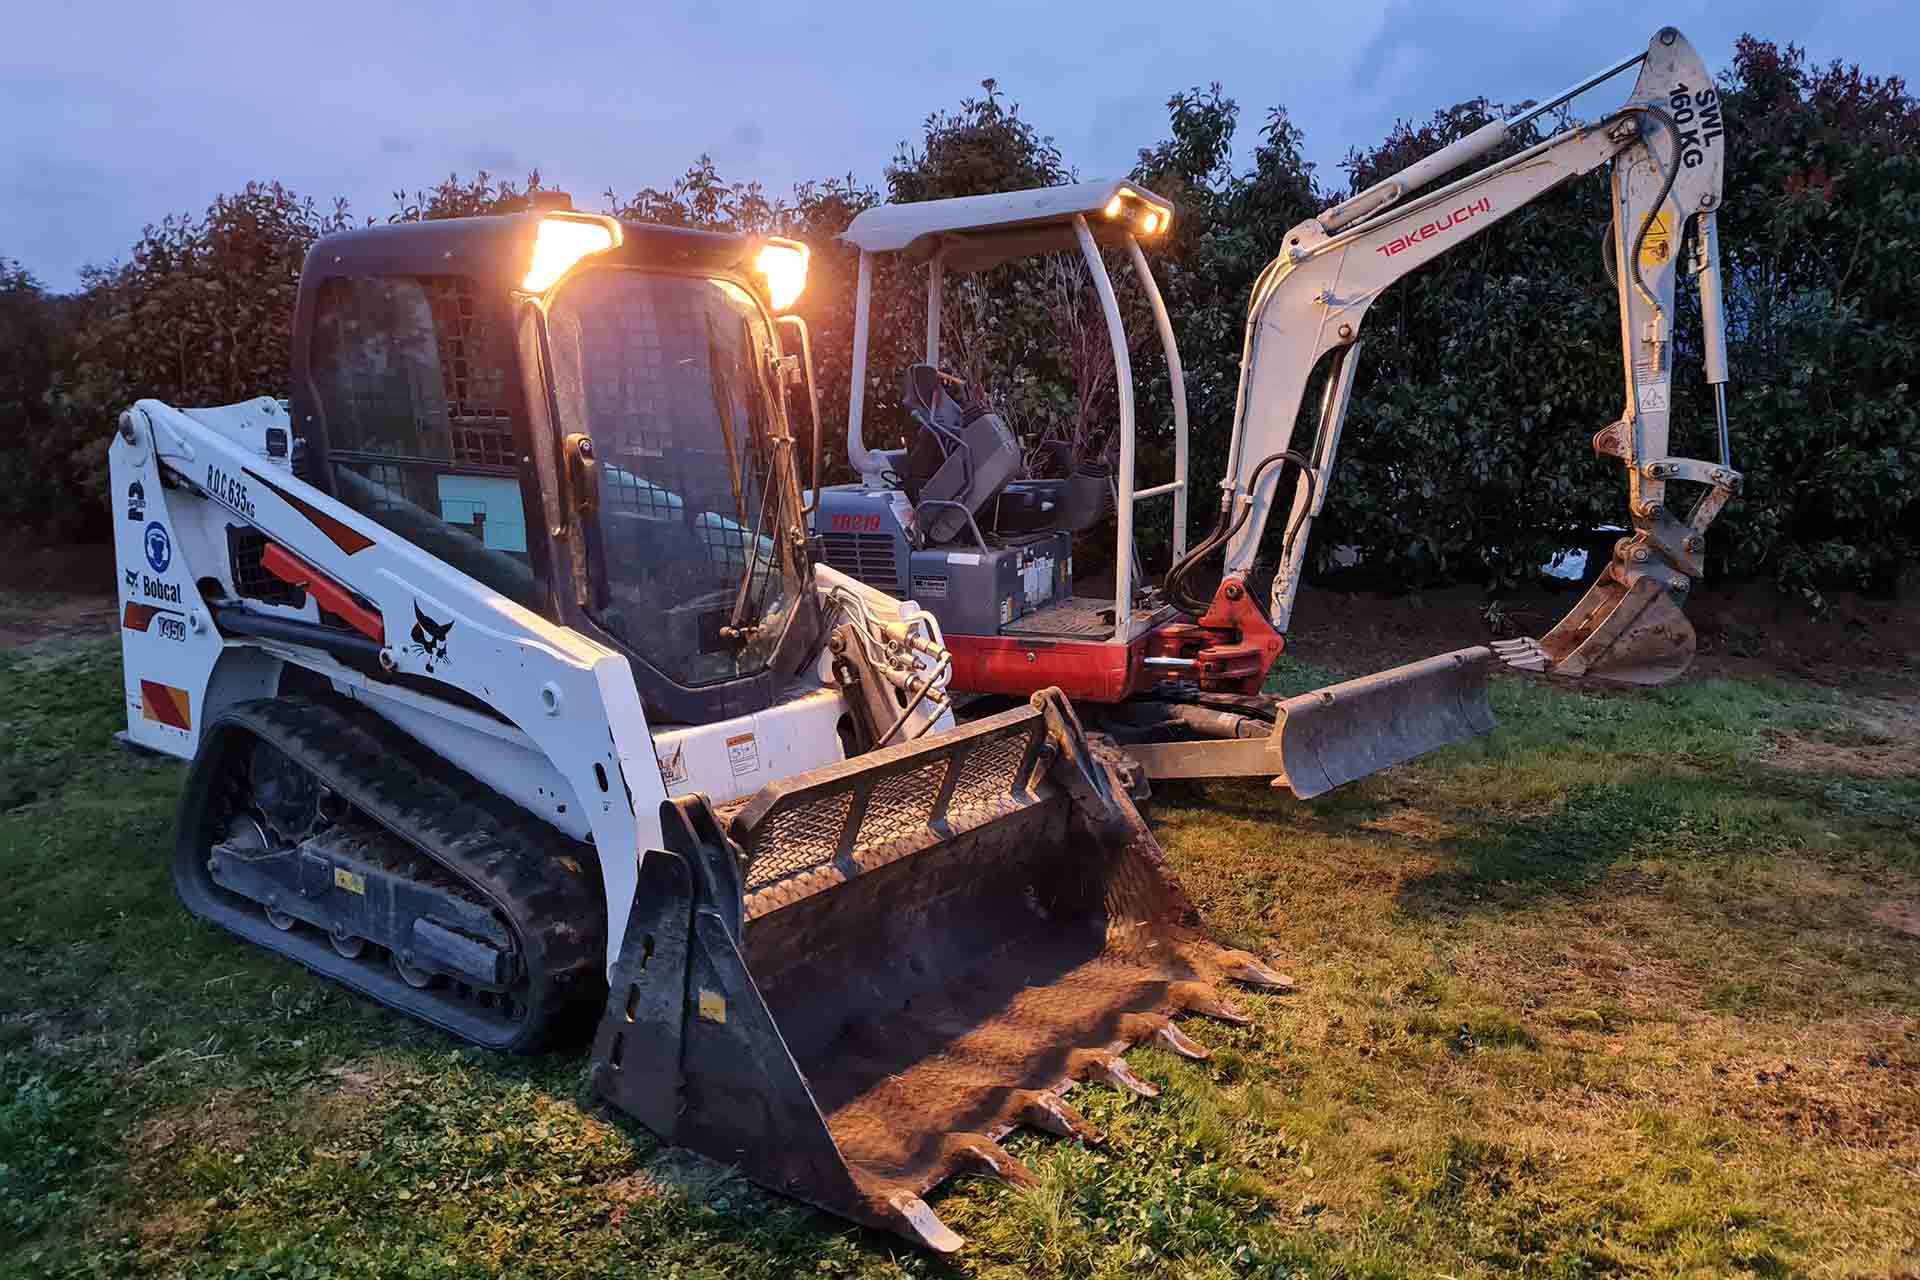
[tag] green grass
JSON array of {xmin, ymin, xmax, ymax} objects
[{"xmin": 3, "ymin": 636, "xmax": 1917, "ymax": 1277}]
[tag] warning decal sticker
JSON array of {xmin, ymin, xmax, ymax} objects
[
  {"xmin": 1638, "ymin": 207, "xmax": 1674, "ymax": 266},
  {"xmin": 726, "ymin": 732, "xmax": 760, "ymax": 779},
  {"xmin": 140, "ymin": 679, "xmax": 192, "ymax": 731}
]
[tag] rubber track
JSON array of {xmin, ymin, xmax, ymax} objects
[{"xmin": 196, "ymin": 696, "xmax": 606, "ymax": 1052}]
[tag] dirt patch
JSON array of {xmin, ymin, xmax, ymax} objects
[
  {"xmin": 1764, "ymin": 732, "xmax": 1920, "ymax": 780},
  {"xmin": 1280, "ymin": 574, "xmax": 1918, "ymax": 696},
  {"xmin": 0, "ymin": 543, "xmax": 119, "ymax": 594},
  {"xmin": 602, "ymin": 1170, "xmax": 671, "ymax": 1226},
  {"xmin": 1873, "ymin": 902, "xmax": 1920, "ymax": 939},
  {"xmin": 323, "ymin": 1061, "xmax": 390, "ymax": 1097},
  {"xmin": 1716, "ymin": 1046, "xmax": 1920, "ymax": 1151},
  {"xmin": 1757, "ymin": 694, "xmax": 1920, "ymax": 779},
  {"xmin": 0, "ymin": 543, "xmax": 120, "ymax": 647},
  {"xmin": 137, "ymin": 1212, "xmax": 199, "ymax": 1244},
  {"xmin": 0, "ymin": 592, "xmax": 120, "ymax": 649},
  {"xmin": 1358, "ymin": 809, "xmax": 1476, "ymax": 846},
  {"xmin": 127, "ymin": 1091, "xmax": 260, "ymax": 1164}
]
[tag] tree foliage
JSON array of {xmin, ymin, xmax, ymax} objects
[{"xmin": 0, "ymin": 36, "xmax": 1910, "ymax": 606}]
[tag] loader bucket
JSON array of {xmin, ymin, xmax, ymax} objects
[
  {"xmin": 1535, "ymin": 571, "xmax": 1696, "ymax": 685},
  {"xmin": 590, "ymin": 689, "xmax": 1287, "ymax": 1251},
  {"xmin": 1271, "ymin": 646, "xmax": 1496, "ymax": 799}
]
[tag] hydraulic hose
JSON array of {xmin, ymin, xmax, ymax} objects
[
  {"xmin": 1598, "ymin": 105, "xmax": 1682, "ymax": 314},
  {"xmin": 875, "ymin": 652, "xmax": 952, "ymax": 748},
  {"xmin": 1164, "ymin": 450, "xmax": 1316, "ymax": 616}
]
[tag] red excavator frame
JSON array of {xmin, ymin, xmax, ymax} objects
[{"xmin": 945, "ymin": 575, "xmax": 1285, "ymax": 704}]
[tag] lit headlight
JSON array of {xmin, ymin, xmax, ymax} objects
[
  {"xmin": 1100, "ymin": 190, "xmax": 1172, "ymax": 237},
  {"xmin": 522, "ymin": 216, "xmax": 618, "ymax": 293},
  {"xmin": 754, "ymin": 239, "xmax": 809, "ymax": 311}
]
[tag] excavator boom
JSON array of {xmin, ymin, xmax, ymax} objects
[{"xmin": 1208, "ymin": 26, "xmax": 1737, "ymax": 687}]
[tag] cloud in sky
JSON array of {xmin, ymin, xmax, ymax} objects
[{"xmin": 0, "ymin": 0, "xmax": 1907, "ymax": 289}]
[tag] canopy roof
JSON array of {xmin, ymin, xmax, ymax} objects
[{"xmin": 839, "ymin": 180, "xmax": 1177, "ymax": 272}]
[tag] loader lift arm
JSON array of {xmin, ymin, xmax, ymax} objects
[{"xmin": 1184, "ymin": 26, "xmax": 1738, "ymax": 685}]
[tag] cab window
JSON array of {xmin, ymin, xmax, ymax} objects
[{"xmin": 309, "ymin": 275, "xmax": 539, "ymax": 608}]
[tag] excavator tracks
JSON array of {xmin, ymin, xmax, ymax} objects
[{"xmin": 172, "ymin": 696, "xmax": 605, "ymax": 1052}]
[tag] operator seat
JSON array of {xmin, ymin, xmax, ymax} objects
[
  {"xmin": 898, "ymin": 365, "xmax": 1116, "ymax": 544},
  {"xmin": 900, "ymin": 365, "xmax": 1023, "ymax": 544}
]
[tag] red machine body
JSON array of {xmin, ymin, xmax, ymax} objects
[{"xmin": 944, "ymin": 576, "xmax": 1285, "ymax": 704}]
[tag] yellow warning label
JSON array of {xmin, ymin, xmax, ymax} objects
[
  {"xmin": 1638, "ymin": 208, "xmax": 1674, "ymax": 266},
  {"xmin": 333, "ymin": 867, "xmax": 366, "ymax": 895},
  {"xmin": 697, "ymin": 988, "xmax": 727, "ymax": 1023},
  {"xmin": 725, "ymin": 733, "xmax": 759, "ymax": 779}
]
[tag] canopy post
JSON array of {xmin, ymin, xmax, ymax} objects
[
  {"xmin": 1074, "ymin": 215, "xmax": 1137, "ymax": 640},
  {"xmin": 848, "ymin": 250, "xmax": 882, "ymax": 484},
  {"xmin": 926, "ymin": 249, "xmax": 944, "ymax": 367},
  {"xmin": 1124, "ymin": 234, "xmax": 1187, "ymax": 558}
]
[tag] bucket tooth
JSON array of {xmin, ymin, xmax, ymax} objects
[
  {"xmin": 949, "ymin": 1133, "xmax": 1040, "ymax": 1187},
  {"xmin": 1015, "ymin": 1090, "xmax": 1105, "ymax": 1144},
  {"xmin": 1119, "ymin": 1011, "xmax": 1212, "ymax": 1060},
  {"xmin": 881, "ymin": 1189, "xmax": 964, "ymax": 1254},
  {"xmin": 1216, "ymin": 949, "xmax": 1296, "ymax": 991},
  {"xmin": 1172, "ymin": 981, "xmax": 1252, "ymax": 1025},
  {"xmin": 1155, "ymin": 1022, "xmax": 1212, "ymax": 1060},
  {"xmin": 1072, "ymin": 1050, "xmax": 1160, "ymax": 1098},
  {"xmin": 1492, "ymin": 637, "xmax": 1548, "ymax": 672}
]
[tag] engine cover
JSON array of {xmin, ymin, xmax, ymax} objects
[{"xmin": 811, "ymin": 487, "xmax": 1072, "ymax": 638}]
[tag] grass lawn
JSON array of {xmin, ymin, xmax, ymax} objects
[{"xmin": 2, "ymin": 633, "xmax": 1917, "ymax": 1278}]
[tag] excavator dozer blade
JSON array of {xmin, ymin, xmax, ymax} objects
[
  {"xmin": 1519, "ymin": 572, "xmax": 1697, "ymax": 686},
  {"xmin": 590, "ymin": 689, "xmax": 1287, "ymax": 1252},
  {"xmin": 1271, "ymin": 646, "xmax": 1497, "ymax": 799}
]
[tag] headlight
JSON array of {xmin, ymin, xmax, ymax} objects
[
  {"xmin": 1099, "ymin": 190, "xmax": 1173, "ymax": 237},
  {"xmin": 523, "ymin": 216, "xmax": 618, "ymax": 293},
  {"xmin": 754, "ymin": 239, "xmax": 809, "ymax": 311}
]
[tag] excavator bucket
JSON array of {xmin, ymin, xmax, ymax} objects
[
  {"xmin": 589, "ymin": 689, "xmax": 1287, "ymax": 1251},
  {"xmin": 1523, "ymin": 570, "xmax": 1697, "ymax": 686},
  {"xmin": 1271, "ymin": 646, "xmax": 1497, "ymax": 798}
]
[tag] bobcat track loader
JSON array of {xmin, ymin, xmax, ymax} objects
[
  {"xmin": 109, "ymin": 206, "xmax": 1286, "ymax": 1250},
  {"xmin": 816, "ymin": 26, "xmax": 1739, "ymax": 797}
]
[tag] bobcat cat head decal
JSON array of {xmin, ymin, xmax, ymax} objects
[{"xmin": 408, "ymin": 604, "xmax": 454, "ymax": 673}]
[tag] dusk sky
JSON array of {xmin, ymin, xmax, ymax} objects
[{"xmin": 3, "ymin": 0, "xmax": 1907, "ymax": 291}]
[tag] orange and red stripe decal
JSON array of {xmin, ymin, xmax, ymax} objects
[
  {"xmin": 140, "ymin": 680, "xmax": 192, "ymax": 731},
  {"xmin": 247, "ymin": 469, "xmax": 376, "ymax": 555},
  {"xmin": 123, "ymin": 602, "xmax": 163, "ymax": 632}
]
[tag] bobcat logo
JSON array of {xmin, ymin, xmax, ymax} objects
[{"xmin": 407, "ymin": 604, "xmax": 454, "ymax": 673}]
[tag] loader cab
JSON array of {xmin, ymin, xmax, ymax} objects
[{"xmin": 289, "ymin": 205, "xmax": 825, "ymax": 725}]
